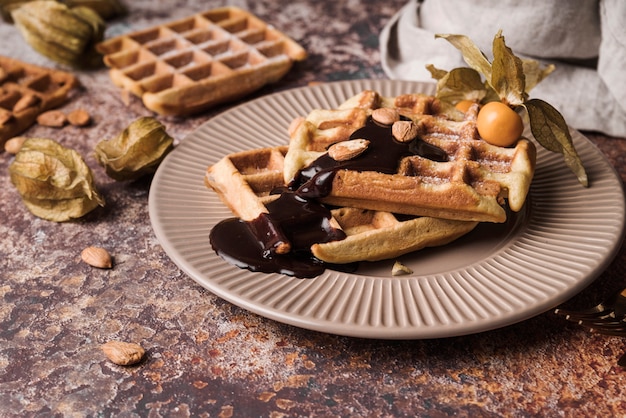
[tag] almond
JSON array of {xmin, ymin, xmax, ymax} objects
[
  {"xmin": 4, "ymin": 136, "xmax": 27, "ymax": 154},
  {"xmin": 81, "ymin": 246, "xmax": 113, "ymax": 269},
  {"xmin": 372, "ymin": 108, "xmax": 400, "ymax": 125},
  {"xmin": 392, "ymin": 120, "xmax": 419, "ymax": 143},
  {"xmin": 67, "ymin": 109, "xmax": 91, "ymax": 126},
  {"xmin": 101, "ymin": 341, "xmax": 145, "ymax": 366},
  {"xmin": 37, "ymin": 110, "xmax": 67, "ymax": 127},
  {"xmin": 328, "ymin": 139, "xmax": 370, "ymax": 161}
]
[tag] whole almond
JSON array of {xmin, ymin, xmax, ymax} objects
[
  {"xmin": 4, "ymin": 136, "xmax": 27, "ymax": 154},
  {"xmin": 67, "ymin": 109, "xmax": 91, "ymax": 127},
  {"xmin": 101, "ymin": 341, "xmax": 145, "ymax": 366},
  {"xmin": 372, "ymin": 108, "xmax": 400, "ymax": 125},
  {"xmin": 392, "ymin": 120, "xmax": 419, "ymax": 143},
  {"xmin": 37, "ymin": 110, "xmax": 67, "ymax": 127},
  {"xmin": 328, "ymin": 139, "xmax": 369, "ymax": 161},
  {"xmin": 81, "ymin": 246, "xmax": 113, "ymax": 269}
]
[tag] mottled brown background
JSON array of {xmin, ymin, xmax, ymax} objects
[{"xmin": 1, "ymin": 0, "xmax": 626, "ymax": 416}]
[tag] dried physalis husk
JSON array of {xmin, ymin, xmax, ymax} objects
[
  {"xmin": 94, "ymin": 117, "xmax": 174, "ymax": 181},
  {"xmin": 63, "ymin": 0, "xmax": 126, "ymax": 20},
  {"xmin": 2, "ymin": 0, "xmax": 125, "ymax": 23},
  {"xmin": 9, "ymin": 137, "xmax": 105, "ymax": 222},
  {"xmin": 11, "ymin": 0, "xmax": 105, "ymax": 68},
  {"xmin": 101, "ymin": 341, "xmax": 145, "ymax": 366}
]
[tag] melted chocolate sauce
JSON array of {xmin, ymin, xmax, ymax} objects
[
  {"xmin": 293, "ymin": 116, "xmax": 447, "ymax": 196},
  {"xmin": 209, "ymin": 116, "xmax": 447, "ymax": 278}
]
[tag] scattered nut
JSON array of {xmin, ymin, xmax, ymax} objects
[
  {"xmin": 81, "ymin": 246, "xmax": 113, "ymax": 269},
  {"xmin": 67, "ymin": 109, "xmax": 91, "ymax": 127},
  {"xmin": 4, "ymin": 136, "xmax": 27, "ymax": 154},
  {"xmin": 372, "ymin": 108, "xmax": 400, "ymax": 125},
  {"xmin": 13, "ymin": 93, "xmax": 41, "ymax": 113},
  {"xmin": 392, "ymin": 120, "xmax": 419, "ymax": 143},
  {"xmin": 101, "ymin": 341, "xmax": 145, "ymax": 366},
  {"xmin": 37, "ymin": 110, "xmax": 67, "ymax": 127},
  {"xmin": 328, "ymin": 139, "xmax": 370, "ymax": 161},
  {"xmin": 0, "ymin": 67, "xmax": 7, "ymax": 83},
  {"xmin": 392, "ymin": 261, "xmax": 413, "ymax": 276}
]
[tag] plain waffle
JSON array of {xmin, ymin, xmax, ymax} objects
[
  {"xmin": 205, "ymin": 145, "xmax": 477, "ymax": 264},
  {"xmin": 284, "ymin": 90, "xmax": 536, "ymax": 223},
  {"xmin": 0, "ymin": 56, "xmax": 77, "ymax": 147},
  {"xmin": 97, "ymin": 7, "xmax": 307, "ymax": 116}
]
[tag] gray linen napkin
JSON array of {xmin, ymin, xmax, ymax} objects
[{"xmin": 379, "ymin": 0, "xmax": 626, "ymax": 137}]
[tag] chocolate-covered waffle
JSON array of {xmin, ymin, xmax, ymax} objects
[
  {"xmin": 284, "ymin": 90, "xmax": 536, "ymax": 223},
  {"xmin": 205, "ymin": 145, "xmax": 477, "ymax": 277}
]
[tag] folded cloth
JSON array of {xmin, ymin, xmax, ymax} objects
[{"xmin": 380, "ymin": 0, "xmax": 626, "ymax": 137}]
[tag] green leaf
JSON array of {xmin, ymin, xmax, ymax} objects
[
  {"xmin": 524, "ymin": 99, "xmax": 588, "ymax": 187},
  {"xmin": 491, "ymin": 30, "xmax": 526, "ymax": 106},
  {"xmin": 435, "ymin": 33, "xmax": 493, "ymax": 82}
]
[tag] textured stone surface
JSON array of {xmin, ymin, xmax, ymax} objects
[{"xmin": 2, "ymin": 1, "xmax": 626, "ymax": 416}]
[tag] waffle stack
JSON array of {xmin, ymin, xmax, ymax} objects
[
  {"xmin": 206, "ymin": 89, "xmax": 536, "ymax": 273},
  {"xmin": 97, "ymin": 7, "xmax": 307, "ymax": 116},
  {"xmin": 0, "ymin": 56, "xmax": 77, "ymax": 147},
  {"xmin": 205, "ymin": 145, "xmax": 478, "ymax": 264},
  {"xmin": 284, "ymin": 90, "xmax": 536, "ymax": 223}
]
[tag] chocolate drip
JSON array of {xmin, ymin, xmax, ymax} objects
[
  {"xmin": 291, "ymin": 116, "xmax": 447, "ymax": 196},
  {"xmin": 209, "ymin": 115, "xmax": 447, "ymax": 278}
]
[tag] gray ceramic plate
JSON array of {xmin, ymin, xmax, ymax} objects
[{"xmin": 149, "ymin": 79, "xmax": 626, "ymax": 339}]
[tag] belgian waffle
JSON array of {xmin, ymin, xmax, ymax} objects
[
  {"xmin": 0, "ymin": 56, "xmax": 77, "ymax": 146},
  {"xmin": 205, "ymin": 146, "xmax": 477, "ymax": 264},
  {"xmin": 284, "ymin": 90, "xmax": 536, "ymax": 223},
  {"xmin": 96, "ymin": 7, "xmax": 307, "ymax": 116}
]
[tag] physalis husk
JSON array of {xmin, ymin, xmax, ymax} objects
[
  {"xmin": 9, "ymin": 137, "xmax": 105, "ymax": 222},
  {"xmin": 94, "ymin": 117, "xmax": 174, "ymax": 181},
  {"xmin": 428, "ymin": 30, "xmax": 588, "ymax": 187},
  {"xmin": 11, "ymin": 0, "xmax": 105, "ymax": 68}
]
